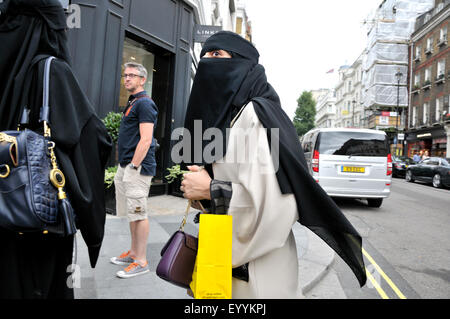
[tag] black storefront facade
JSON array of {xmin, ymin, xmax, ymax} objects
[{"xmin": 67, "ymin": 0, "xmax": 195, "ymax": 194}]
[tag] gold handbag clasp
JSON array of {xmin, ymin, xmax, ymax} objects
[
  {"xmin": 0, "ymin": 133, "xmax": 18, "ymax": 167},
  {"xmin": 0, "ymin": 164, "xmax": 10, "ymax": 178}
]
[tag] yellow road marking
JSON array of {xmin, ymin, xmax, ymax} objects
[
  {"xmin": 366, "ymin": 267, "xmax": 389, "ymax": 299},
  {"xmin": 362, "ymin": 247, "xmax": 407, "ymax": 299}
]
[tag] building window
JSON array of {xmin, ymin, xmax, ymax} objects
[
  {"xmin": 423, "ymin": 102, "xmax": 429, "ymax": 124},
  {"xmin": 426, "ymin": 37, "xmax": 433, "ymax": 53},
  {"xmin": 437, "ymin": 59, "xmax": 446, "ymax": 77},
  {"xmin": 440, "ymin": 26, "xmax": 448, "ymax": 42},
  {"xmin": 415, "ymin": 45, "xmax": 421, "ymax": 59},
  {"xmin": 425, "ymin": 67, "xmax": 431, "ymax": 84},
  {"xmin": 436, "ymin": 97, "xmax": 442, "ymax": 122},
  {"xmin": 414, "ymin": 73, "xmax": 420, "ymax": 88},
  {"xmin": 412, "ymin": 107, "xmax": 417, "ymax": 126}
]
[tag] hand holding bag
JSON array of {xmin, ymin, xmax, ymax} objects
[
  {"xmin": 156, "ymin": 199, "xmax": 205, "ymax": 288},
  {"xmin": 0, "ymin": 56, "xmax": 76, "ymax": 236}
]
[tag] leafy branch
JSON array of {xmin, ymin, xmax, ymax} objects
[
  {"xmin": 104, "ymin": 166, "xmax": 118, "ymax": 189},
  {"xmin": 165, "ymin": 164, "xmax": 189, "ymax": 184}
]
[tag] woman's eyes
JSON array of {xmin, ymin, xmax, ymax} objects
[{"xmin": 212, "ymin": 51, "xmax": 221, "ymax": 57}]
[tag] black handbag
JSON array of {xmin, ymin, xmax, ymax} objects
[{"xmin": 0, "ymin": 55, "xmax": 77, "ymax": 236}]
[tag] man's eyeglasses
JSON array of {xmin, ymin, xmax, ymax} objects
[{"xmin": 122, "ymin": 73, "xmax": 143, "ymax": 79}]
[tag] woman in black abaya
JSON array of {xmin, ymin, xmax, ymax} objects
[
  {"xmin": 0, "ymin": 0, "xmax": 111, "ymax": 298},
  {"xmin": 181, "ymin": 31, "xmax": 366, "ymax": 298}
]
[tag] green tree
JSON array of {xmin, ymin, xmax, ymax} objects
[{"xmin": 293, "ymin": 91, "xmax": 316, "ymax": 137}]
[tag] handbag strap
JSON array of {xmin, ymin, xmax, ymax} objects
[
  {"xmin": 180, "ymin": 200, "xmax": 207, "ymax": 231},
  {"xmin": 40, "ymin": 56, "xmax": 55, "ymax": 125},
  {"xmin": 18, "ymin": 55, "xmax": 55, "ymax": 130}
]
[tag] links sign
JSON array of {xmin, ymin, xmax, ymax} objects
[{"xmin": 194, "ymin": 25, "xmax": 222, "ymax": 43}]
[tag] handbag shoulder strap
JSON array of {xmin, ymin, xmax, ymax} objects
[
  {"xmin": 40, "ymin": 56, "xmax": 55, "ymax": 125},
  {"xmin": 180, "ymin": 200, "xmax": 207, "ymax": 231}
]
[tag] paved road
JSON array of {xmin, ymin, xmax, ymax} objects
[{"xmin": 308, "ymin": 178, "xmax": 450, "ymax": 299}]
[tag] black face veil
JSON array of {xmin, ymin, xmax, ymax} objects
[
  {"xmin": 182, "ymin": 31, "xmax": 258, "ymax": 165},
  {"xmin": 182, "ymin": 31, "xmax": 367, "ymax": 287}
]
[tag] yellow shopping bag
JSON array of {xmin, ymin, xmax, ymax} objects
[{"xmin": 190, "ymin": 213, "xmax": 232, "ymax": 299}]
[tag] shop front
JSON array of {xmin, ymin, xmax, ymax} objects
[
  {"xmin": 67, "ymin": 0, "xmax": 195, "ymax": 194},
  {"xmin": 406, "ymin": 126, "xmax": 447, "ymax": 158}
]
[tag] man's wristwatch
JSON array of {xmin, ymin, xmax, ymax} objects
[{"xmin": 129, "ymin": 163, "xmax": 139, "ymax": 170}]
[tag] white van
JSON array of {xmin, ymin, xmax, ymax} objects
[{"xmin": 301, "ymin": 128, "xmax": 392, "ymax": 207}]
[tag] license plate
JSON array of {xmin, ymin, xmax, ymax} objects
[{"xmin": 342, "ymin": 166, "xmax": 365, "ymax": 173}]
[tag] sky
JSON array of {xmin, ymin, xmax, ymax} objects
[{"xmin": 244, "ymin": 0, "xmax": 382, "ymax": 119}]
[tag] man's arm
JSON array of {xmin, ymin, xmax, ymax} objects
[{"xmin": 131, "ymin": 122, "xmax": 154, "ymax": 167}]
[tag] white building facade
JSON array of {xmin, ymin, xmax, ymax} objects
[
  {"xmin": 334, "ymin": 54, "xmax": 365, "ymax": 128},
  {"xmin": 315, "ymin": 89, "xmax": 337, "ymax": 128},
  {"xmin": 189, "ymin": 1, "xmax": 252, "ymax": 71}
]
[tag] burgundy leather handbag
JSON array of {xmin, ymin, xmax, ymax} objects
[{"xmin": 156, "ymin": 200, "xmax": 204, "ymax": 288}]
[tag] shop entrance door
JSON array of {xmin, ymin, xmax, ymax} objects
[{"xmin": 120, "ymin": 35, "xmax": 173, "ymax": 192}]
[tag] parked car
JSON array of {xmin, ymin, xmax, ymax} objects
[
  {"xmin": 392, "ymin": 156, "xmax": 415, "ymax": 178},
  {"xmin": 301, "ymin": 128, "xmax": 392, "ymax": 208},
  {"xmin": 405, "ymin": 157, "xmax": 450, "ymax": 188}
]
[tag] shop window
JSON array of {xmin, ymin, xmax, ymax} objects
[{"xmin": 119, "ymin": 37, "xmax": 155, "ymax": 109}]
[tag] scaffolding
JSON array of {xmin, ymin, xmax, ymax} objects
[{"xmin": 362, "ymin": 0, "xmax": 435, "ymax": 109}]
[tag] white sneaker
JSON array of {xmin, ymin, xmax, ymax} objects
[
  {"xmin": 116, "ymin": 261, "xmax": 149, "ymax": 279},
  {"xmin": 110, "ymin": 251, "xmax": 135, "ymax": 265}
]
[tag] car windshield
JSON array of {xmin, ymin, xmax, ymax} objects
[{"xmin": 317, "ymin": 132, "xmax": 389, "ymax": 156}]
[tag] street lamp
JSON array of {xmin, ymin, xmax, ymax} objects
[
  {"xmin": 352, "ymin": 100, "xmax": 356, "ymax": 127},
  {"xmin": 361, "ymin": 102, "xmax": 365, "ymax": 128},
  {"xmin": 395, "ymin": 69, "xmax": 403, "ymax": 156}
]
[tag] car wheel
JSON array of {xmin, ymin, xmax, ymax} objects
[
  {"xmin": 405, "ymin": 170, "xmax": 414, "ymax": 182},
  {"xmin": 432, "ymin": 174, "xmax": 442, "ymax": 188},
  {"xmin": 367, "ymin": 198, "xmax": 383, "ymax": 208}
]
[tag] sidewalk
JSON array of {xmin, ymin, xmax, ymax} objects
[{"xmin": 74, "ymin": 195, "xmax": 335, "ymax": 299}]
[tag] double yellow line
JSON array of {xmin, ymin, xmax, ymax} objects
[{"xmin": 362, "ymin": 247, "xmax": 407, "ymax": 299}]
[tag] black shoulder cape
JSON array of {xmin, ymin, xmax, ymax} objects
[
  {"xmin": 0, "ymin": 0, "xmax": 112, "ymax": 268},
  {"xmin": 252, "ymin": 96, "xmax": 367, "ymax": 287}
]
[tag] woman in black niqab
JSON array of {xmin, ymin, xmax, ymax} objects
[
  {"xmin": 182, "ymin": 31, "xmax": 367, "ymax": 289},
  {"xmin": 0, "ymin": 0, "xmax": 112, "ymax": 298}
]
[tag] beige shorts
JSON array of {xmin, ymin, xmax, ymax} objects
[{"xmin": 114, "ymin": 165, "xmax": 153, "ymax": 222}]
